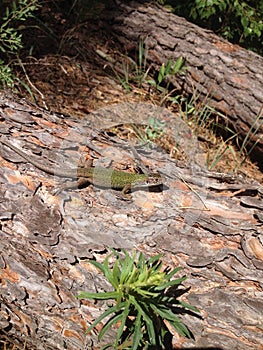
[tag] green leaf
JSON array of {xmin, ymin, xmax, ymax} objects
[
  {"xmin": 158, "ymin": 63, "xmax": 165, "ymax": 84},
  {"xmin": 5, "ymin": 6, "xmax": 10, "ymax": 19},
  {"xmin": 131, "ymin": 297, "xmax": 156, "ymax": 345},
  {"xmin": 168, "ymin": 319, "xmax": 192, "ymax": 338},
  {"xmin": 137, "ymin": 251, "xmax": 145, "ymax": 268},
  {"xmin": 147, "ymin": 253, "xmax": 163, "ymax": 265},
  {"xmin": 132, "ymin": 311, "xmax": 143, "ymax": 349},
  {"xmin": 125, "ymin": 263, "xmax": 138, "ymax": 285},
  {"xmin": 136, "ymin": 264, "xmax": 148, "ymax": 284},
  {"xmin": 88, "ymin": 259, "xmax": 106, "ymax": 275},
  {"xmin": 76, "ymin": 291, "xmax": 119, "ymax": 300},
  {"xmin": 112, "ymin": 259, "xmax": 121, "ymax": 285},
  {"xmin": 171, "ymin": 56, "xmax": 185, "ymax": 74},
  {"xmin": 134, "ymin": 288, "xmax": 159, "ymax": 299},
  {"xmin": 103, "ymin": 256, "xmax": 118, "ymax": 289},
  {"xmin": 150, "ymin": 303, "xmax": 182, "ymax": 324},
  {"xmin": 120, "ymin": 251, "xmax": 137, "ymax": 284},
  {"xmin": 114, "ymin": 300, "xmax": 131, "ymax": 346},
  {"xmin": 98, "ymin": 313, "xmax": 123, "ymax": 341},
  {"xmin": 164, "ymin": 266, "xmax": 183, "ymax": 280},
  {"xmin": 179, "ymin": 300, "xmax": 200, "ymax": 313},
  {"xmin": 164, "ymin": 59, "xmax": 172, "ymax": 75},
  {"xmin": 86, "ymin": 302, "xmax": 126, "ymax": 333},
  {"xmin": 154, "ymin": 275, "xmax": 187, "ymax": 291}
]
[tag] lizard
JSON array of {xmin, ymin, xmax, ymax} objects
[{"xmin": 0, "ymin": 138, "xmax": 163, "ymax": 196}]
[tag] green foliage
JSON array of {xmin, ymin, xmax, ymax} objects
[
  {"xmin": 0, "ymin": 59, "xmax": 14, "ymax": 87},
  {"xmin": 0, "ymin": 0, "xmax": 39, "ymax": 88},
  {"xmin": 132, "ymin": 118, "xmax": 166, "ymax": 146},
  {"xmin": 148, "ymin": 56, "xmax": 187, "ymax": 94},
  {"xmin": 159, "ymin": 0, "xmax": 263, "ymax": 55},
  {"xmin": 99, "ymin": 37, "xmax": 187, "ymax": 94},
  {"xmin": 145, "ymin": 117, "xmax": 165, "ymax": 141},
  {"xmin": 77, "ymin": 249, "xmax": 198, "ymax": 349}
]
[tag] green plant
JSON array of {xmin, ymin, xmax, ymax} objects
[
  {"xmin": 160, "ymin": 0, "xmax": 263, "ymax": 55},
  {"xmin": 0, "ymin": 59, "xmax": 14, "ymax": 87},
  {"xmin": 148, "ymin": 57, "xmax": 186, "ymax": 93},
  {"xmin": 114, "ymin": 38, "xmax": 152, "ymax": 92},
  {"xmin": 98, "ymin": 37, "xmax": 186, "ymax": 94},
  {"xmin": 0, "ymin": 0, "xmax": 39, "ymax": 88},
  {"xmin": 131, "ymin": 117, "xmax": 166, "ymax": 146},
  {"xmin": 145, "ymin": 117, "xmax": 166, "ymax": 141},
  {"xmin": 77, "ymin": 249, "xmax": 198, "ymax": 350}
]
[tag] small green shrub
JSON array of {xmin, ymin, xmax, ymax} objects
[
  {"xmin": 77, "ymin": 249, "xmax": 199, "ymax": 350},
  {"xmin": 0, "ymin": 0, "xmax": 39, "ymax": 88}
]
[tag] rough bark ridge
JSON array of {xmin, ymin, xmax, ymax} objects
[
  {"xmin": 0, "ymin": 92, "xmax": 263, "ymax": 349},
  {"xmin": 106, "ymin": 0, "xmax": 263, "ymax": 159}
]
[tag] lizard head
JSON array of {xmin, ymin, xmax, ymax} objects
[{"xmin": 145, "ymin": 171, "xmax": 163, "ymax": 187}]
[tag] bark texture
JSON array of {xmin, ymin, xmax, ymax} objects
[
  {"xmin": 105, "ymin": 0, "xmax": 263, "ymax": 160},
  {"xmin": 0, "ymin": 92, "xmax": 263, "ymax": 350}
]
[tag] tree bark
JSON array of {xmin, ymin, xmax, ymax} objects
[
  {"xmin": 0, "ymin": 92, "xmax": 263, "ymax": 350},
  {"xmin": 104, "ymin": 0, "xmax": 263, "ymax": 161}
]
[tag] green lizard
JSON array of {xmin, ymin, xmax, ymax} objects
[{"xmin": 0, "ymin": 138, "xmax": 163, "ymax": 196}]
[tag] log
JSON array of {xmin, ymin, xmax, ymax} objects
[
  {"xmin": 0, "ymin": 91, "xmax": 263, "ymax": 349},
  {"xmin": 104, "ymin": 0, "xmax": 263, "ymax": 161}
]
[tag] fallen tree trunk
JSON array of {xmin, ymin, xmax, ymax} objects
[
  {"xmin": 104, "ymin": 0, "xmax": 263, "ymax": 160},
  {"xmin": 0, "ymin": 92, "xmax": 263, "ymax": 349}
]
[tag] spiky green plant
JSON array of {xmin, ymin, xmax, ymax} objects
[{"xmin": 77, "ymin": 249, "xmax": 199, "ymax": 350}]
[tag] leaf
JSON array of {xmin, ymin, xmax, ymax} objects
[
  {"xmin": 88, "ymin": 259, "xmax": 106, "ymax": 275},
  {"xmin": 154, "ymin": 275, "xmax": 187, "ymax": 291},
  {"xmin": 150, "ymin": 303, "xmax": 182, "ymax": 324},
  {"xmin": 168, "ymin": 319, "xmax": 192, "ymax": 338},
  {"xmin": 125, "ymin": 263, "xmax": 138, "ymax": 285},
  {"xmin": 132, "ymin": 311, "xmax": 143, "ymax": 349},
  {"xmin": 137, "ymin": 251, "xmax": 145, "ymax": 269},
  {"xmin": 136, "ymin": 264, "xmax": 148, "ymax": 284},
  {"xmin": 98, "ymin": 313, "xmax": 123, "ymax": 341},
  {"xmin": 171, "ymin": 56, "xmax": 185, "ymax": 74},
  {"xmin": 134, "ymin": 288, "xmax": 159, "ymax": 299},
  {"xmin": 164, "ymin": 59, "xmax": 172, "ymax": 75},
  {"xmin": 85, "ymin": 302, "xmax": 126, "ymax": 333},
  {"xmin": 112, "ymin": 259, "xmax": 121, "ymax": 286},
  {"xmin": 147, "ymin": 253, "xmax": 163, "ymax": 265},
  {"xmin": 130, "ymin": 297, "xmax": 156, "ymax": 345},
  {"xmin": 103, "ymin": 255, "xmax": 118, "ymax": 289},
  {"xmin": 158, "ymin": 63, "xmax": 165, "ymax": 84},
  {"xmin": 114, "ymin": 300, "xmax": 131, "ymax": 347},
  {"xmin": 120, "ymin": 251, "xmax": 137, "ymax": 284},
  {"xmin": 179, "ymin": 300, "xmax": 200, "ymax": 313},
  {"xmin": 163, "ymin": 266, "xmax": 183, "ymax": 280},
  {"xmin": 76, "ymin": 290, "xmax": 119, "ymax": 300}
]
